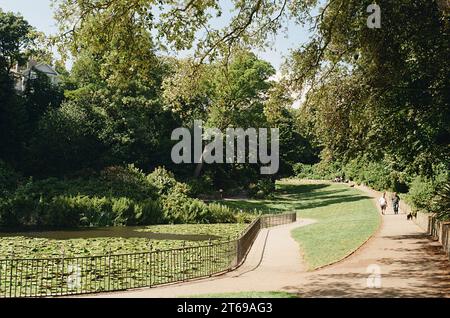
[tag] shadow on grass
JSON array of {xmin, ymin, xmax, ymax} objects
[
  {"xmin": 276, "ymin": 183, "xmax": 330, "ymax": 195},
  {"xmin": 291, "ymin": 194, "xmax": 372, "ymax": 210},
  {"xmin": 216, "ymin": 182, "xmax": 372, "ymax": 213}
]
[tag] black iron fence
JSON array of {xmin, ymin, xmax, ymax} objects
[{"xmin": 0, "ymin": 212, "xmax": 296, "ymax": 297}]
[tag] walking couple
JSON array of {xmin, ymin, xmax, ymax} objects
[{"xmin": 378, "ymin": 192, "xmax": 400, "ymax": 215}]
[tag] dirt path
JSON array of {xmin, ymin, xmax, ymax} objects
[{"xmin": 87, "ymin": 186, "xmax": 450, "ymax": 298}]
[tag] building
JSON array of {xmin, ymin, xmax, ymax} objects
[{"xmin": 12, "ymin": 60, "xmax": 59, "ymax": 92}]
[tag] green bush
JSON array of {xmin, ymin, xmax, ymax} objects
[
  {"xmin": 293, "ymin": 163, "xmax": 315, "ymax": 179},
  {"xmin": 293, "ymin": 161, "xmax": 341, "ymax": 180},
  {"xmin": 111, "ymin": 197, "xmax": 136, "ymax": 226},
  {"xmin": 434, "ymin": 182, "xmax": 450, "ymax": 220},
  {"xmin": 39, "ymin": 196, "xmax": 85, "ymax": 228},
  {"xmin": 161, "ymin": 191, "xmax": 208, "ymax": 224},
  {"xmin": 248, "ymin": 179, "xmax": 275, "ymax": 198},
  {"xmin": 0, "ymin": 161, "xmax": 21, "ymax": 196},
  {"xmin": 0, "ymin": 195, "xmax": 35, "ymax": 227},
  {"xmin": 0, "ymin": 165, "xmax": 250, "ymax": 228},
  {"xmin": 135, "ymin": 199, "xmax": 164, "ymax": 224},
  {"xmin": 359, "ymin": 161, "xmax": 392, "ymax": 191},
  {"xmin": 405, "ymin": 176, "xmax": 438, "ymax": 213},
  {"xmin": 187, "ymin": 175, "xmax": 214, "ymax": 197},
  {"xmin": 147, "ymin": 167, "xmax": 190, "ymax": 196},
  {"xmin": 206, "ymin": 203, "xmax": 238, "ymax": 223}
]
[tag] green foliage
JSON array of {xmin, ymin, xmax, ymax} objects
[
  {"xmin": 434, "ymin": 182, "xmax": 450, "ymax": 220},
  {"xmin": 161, "ymin": 192, "xmax": 227, "ymax": 224},
  {"xmin": 186, "ymin": 175, "xmax": 215, "ymax": 197},
  {"xmin": 293, "ymin": 162, "xmax": 342, "ymax": 180},
  {"xmin": 293, "ymin": 163, "xmax": 315, "ymax": 179},
  {"xmin": 400, "ymin": 171, "xmax": 449, "ymax": 219},
  {"xmin": 289, "ymin": 0, "xmax": 449, "ymax": 181},
  {"xmin": 404, "ymin": 176, "xmax": 440, "ymax": 214},
  {"xmin": 147, "ymin": 167, "xmax": 190, "ymax": 196},
  {"xmin": 0, "ymin": 166, "xmax": 246, "ymax": 228},
  {"xmin": 248, "ymin": 179, "xmax": 276, "ymax": 199},
  {"xmin": 23, "ymin": 69, "xmax": 64, "ymax": 125},
  {"xmin": 0, "ymin": 9, "xmax": 32, "ymax": 73},
  {"xmin": 206, "ymin": 203, "xmax": 242, "ymax": 224},
  {"xmin": 0, "ymin": 161, "xmax": 21, "ymax": 196}
]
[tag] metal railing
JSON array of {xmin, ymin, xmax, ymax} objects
[{"xmin": 0, "ymin": 212, "xmax": 296, "ymax": 297}]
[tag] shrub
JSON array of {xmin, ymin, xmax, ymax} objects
[
  {"xmin": 111, "ymin": 197, "xmax": 136, "ymax": 226},
  {"xmin": 248, "ymin": 179, "xmax": 275, "ymax": 198},
  {"xmin": 147, "ymin": 167, "xmax": 191, "ymax": 196},
  {"xmin": 76, "ymin": 196, "xmax": 113, "ymax": 227},
  {"xmin": 135, "ymin": 199, "xmax": 164, "ymax": 225},
  {"xmin": 359, "ymin": 161, "xmax": 392, "ymax": 191},
  {"xmin": 38, "ymin": 196, "xmax": 85, "ymax": 228},
  {"xmin": 99, "ymin": 164, "xmax": 158, "ymax": 200},
  {"xmin": 293, "ymin": 163, "xmax": 315, "ymax": 179},
  {"xmin": 434, "ymin": 182, "xmax": 450, "ymax": 220},
  {"xmin": 0, "ymin": 161, "xmax": 21, "ymax": 197},
  {"xmin": 405, "ymin": 176, "xmax": 438, "ymax": 213},
  {"xmin": 0, "ymin": 165, "xmax": 249, "ymax": 228},
  {"xmin": 161, "ymin": 190, "xmax": 216, "ymax": 224},
  {"xmin": 187, "ymin": 175, "xmax": 214, "ymax": 197},
  {"xmin": 0, "ymin": 193, "xmax": 37, "ymax": 227},
  {"xmin": 206, "ymin": 203, "xmax": 238, "ymax": 223}
]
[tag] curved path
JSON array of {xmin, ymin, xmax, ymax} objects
[{"xmin": 88, "ymin": 187, "xmax": 450, "ymax": 298}]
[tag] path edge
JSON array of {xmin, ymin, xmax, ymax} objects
[{"xmin": 296, "ymin": 180, "xmax": 384, "ymax": 272}]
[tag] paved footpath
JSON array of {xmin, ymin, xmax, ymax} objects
[{"xmin": 87, "ymin": 189, "xmax": 450, "ymax": 298}]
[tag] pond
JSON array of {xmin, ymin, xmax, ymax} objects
[
  {"xmin": 0, "ymin": 226, "xmax": 219, "ymax": 241},
  {"xmin": 0, "ymin": 223, "xmax": 248, "ymax": 258}
]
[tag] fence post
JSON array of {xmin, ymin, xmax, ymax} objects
[
  {"xmin": 227, "ymin": 236, "xmax": 232, "ymax": 271},
  {"xmin": 182, "ymin": 241, "xmax": 186, "ymax": 282},
  {"xmin": 147, "ymin": 240, "xmax": 153, "ymax": 288},
  {"xmin": 60, "ymin": 247, "xmax": 65, "ymax": 296},
  {"xmin": 208, "ymin": 239, "xmax": 213, "ymax": 277},
  {"xmin": 107, "ymin": 249, "xmax": 112, "ymax": 291},
  {"xmin": 9, "ymin": 251, "xmax": 14, "ymax": 298}
]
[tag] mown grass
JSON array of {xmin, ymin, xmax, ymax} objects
[{"xmin": 219, "ymin": 179, "xmax": 380, "ymax": 270}]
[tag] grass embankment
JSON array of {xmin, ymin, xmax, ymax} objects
[{"xmin": 219, "ymin": 179, "xmax": 380, "ymax": 270}]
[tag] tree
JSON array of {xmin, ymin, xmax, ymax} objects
[
  {"xmin": 0, "ymin": 9, "xmax": 32, "ymax": 74},
  {"xmin": 265, "ymin": 82, "xmax": 317, "ymax": 174},
  {"xmin": 0, "ymin": 10, "xmax": 33, "ymax": 165},
  {"xmin": 286, "ymin": 0, "xmax": 450, "ymax": 177},
  {"xmin": 206, "ymin": 50, "xmax": 275, "ymax": 130},
  {"xmin": 54, "ymin": 0, "xmax": 316, "ymax": 66}
]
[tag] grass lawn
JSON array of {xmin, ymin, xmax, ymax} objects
[
  {"xmin": 219, "ymin": 179, "xmax": 381, "ymax": 270},
  {"xmin": 185, "ymin": 291, "xmax": 297, "ymax": 298}
]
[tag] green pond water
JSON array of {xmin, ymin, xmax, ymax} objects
[{"xmin": 0, "ymin": 226, "xmax": 219, "ymax": 241}]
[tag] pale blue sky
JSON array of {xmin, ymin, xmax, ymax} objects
[{"xmin": 0, "ymin": 0, "xmax": 313, "ymax": 71}]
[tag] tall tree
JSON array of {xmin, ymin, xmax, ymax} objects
[
  {"xmin": 287, "ymin": 0, "xmax": 450, "ymax": 177},
  {"xmin": 0, "ymin": 10, "xmax": 33, "ymax": 165}
]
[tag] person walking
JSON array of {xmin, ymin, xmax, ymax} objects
[
  {"xmin": 378, "ymin": 192, "xmax": 387, "ymax": 215},
  {"xmin": 392, "ymin": 192, "xmax": 400, "ymax": 215}
]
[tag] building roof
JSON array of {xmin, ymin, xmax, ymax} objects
[{"xmin": 21, "ymin": 62, "xmax": 59, "ymax": 77}]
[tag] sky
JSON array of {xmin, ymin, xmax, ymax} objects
[{"xmin": 0, "ymin": 0, "xmax": 313, "ymax": 72}]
